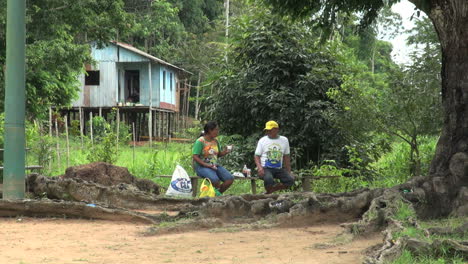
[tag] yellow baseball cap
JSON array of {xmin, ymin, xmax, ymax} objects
[{"xmin": 264, "ymin": 120, "xmax": 279, "ymax": 130}]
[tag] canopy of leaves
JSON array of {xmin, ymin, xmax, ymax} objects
[
  {"xmin": 205, "ymin": 7, "xmax": 346, "ymax": 166},
  {"xmin": 263, "ymin": 0, "xmax": 413, "ymax": 27},
  {"xmin": 0, "ymin": 0, "xmax": 130, "ymax": 118}
]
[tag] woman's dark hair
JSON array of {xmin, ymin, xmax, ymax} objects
[{"xmin": 200, "ymin": 121, "xmax": 218, "ymax": 137}]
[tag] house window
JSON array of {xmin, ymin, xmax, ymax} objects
[
  {"xmin": 163, "ymin": 71, "xmax": 166, "ymax": 89},
  {"xmin": 85, "ymin": 71, "xmax": 100, "ymax": 85},
  {"xmin": 170, "ymin": 73, "xmax": 173, "ymax": 91}
]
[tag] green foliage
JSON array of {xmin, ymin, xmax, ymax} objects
[
  {"xmin": 328, "ymin": 39, "xmax": 442, "ymax": 176},
  {"xmin": 147, "ymin": 148, "xmax": 192, "ymax": 176},
  {"xmin": 206, "ymin": 6, "xmax": 346, "ymax": 168},
  {"xmin": 297, "ymin": 157, "xmax": 370, "ymax": 194},
  {"xmin": 70, "ymin": 120, "xmax": 81, "ymax": 137},
  {"xmin": 86, "ymin": 116, "xmax": 118, "ymax": 164},
  {"xmin": 88, "ymin": 116, "xmax": 108, "ymax": 141},
  {"xmin": 393, "ymin": 201, "xmax": 417, "ymax": 222},
  {"xmin": 372, "ymin": 136, "xmax": 438, "ymax": 187},
  {"xmin": 217, "ymin": 134, "xmax": 258, "ymax": 172},
  {"xmin": 0, "ymin": 113, "xmax": 4, "ymax": 147},
  {"xmin": 263, "ymin": 0, "xmax": 412, "ymax": 35},
  {"xmin": 122, "ymin": 0, "xmax": 186, "ymax": 60},
  {"xmin": 31, "ymin": 135, "xmax": 55, "ymax": 170},
  {"xmin": 86, "ymin": 132, "xmax": 118, "ymax": 164},
  {"xmin": 0, "ymin": 0, "xmax": 130, "ymax": 118},
  {"xmin": 392, "ymin": 250, "xmax": 466, "ymax": 264},
  {"xmin": 174, "ymin": 121, "xmax": 202, "ymax": 140}
]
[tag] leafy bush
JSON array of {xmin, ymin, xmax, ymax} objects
[
  {"xmin": 88, "ymin": 116, "xmax": 108, "ymax": 141},
  {"xmin": 86, "ymin": 130, "xmax": 118, "ymax": 164},
  {"xmin": 107, "ymin": 109, "xmax": 132, "ymax": 144},
  {"xmin": 85, "ymin": 116, "xmax": 118, "ymax": 164},
  {"xmin": 31, "ymin": 135, "xmax": 55, "ymax": 170},
  {"xmin": 372, "ymin": 136, "xmax": 437, "ymax": 187},
  {"xmin": 173, "ymin": 121, "xmax": 202, "ymax": 140},
  {"xmin": 217, "ymin": 134, "xmax": 258, "ymax": 173},
  {"xmin": 70, "ymin": 120, "xmax": 81, "ymax": 137},
  {"xmin": 205, "ymin": 7, "xmax": 346, "ymax": 169},
  {"xmin": 296, "ymin": 160, "xmax": 370, "ymax": 193}
]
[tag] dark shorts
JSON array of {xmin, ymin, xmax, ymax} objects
[{"xmin": 262, "ymin": 167, "xmax": 294, "ymax": 188}]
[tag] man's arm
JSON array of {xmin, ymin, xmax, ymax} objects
[
  {"xmin": 254, "ymin": 155, "xmax": 264, "ymax": 178},
  {"xmin": 283, "ymin": 155, "xmax": 292, "ymax": 173},
  {"xmin": 254, "ymin": 139, "xmax": 264, "ymax": 177}
]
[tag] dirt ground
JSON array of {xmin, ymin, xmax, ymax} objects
[{"xmin": 0, "ymin": 217, "xmax": 382, "ymax": 264}]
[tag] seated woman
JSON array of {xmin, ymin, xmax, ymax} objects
[{"xmin": 192, "ymin": 121, "xmax": 234, "ymax": 195}]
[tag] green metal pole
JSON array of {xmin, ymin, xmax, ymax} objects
[{"xmin": 3, "ymin": 0, "xmax": 26, "ymax": 199}]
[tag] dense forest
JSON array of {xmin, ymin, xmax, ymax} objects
[
  {"xmin": 0, "ymin": 0, "xmax": 443, "ymax": 181},
  {"xmin": 1, "ymin": 1, "xmax": 467, "ymax": 263}
]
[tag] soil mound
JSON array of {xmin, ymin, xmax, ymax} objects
[{"xmin": 64, "ymin": 162, "xmax": 159, "ymax": 195}]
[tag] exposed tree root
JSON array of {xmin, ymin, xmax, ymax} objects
[
  {"xmin": 25, "ymin": 174, "xmax": 206, "ymax": 210},
  {"xmin": 0, "ymin": 199, "xmax": 158, "ymax": 224},
  {"xmin": 0, "ymin": 163, "xmax": 466, "ymax": 264}
]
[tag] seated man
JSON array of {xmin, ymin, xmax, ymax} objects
[{"xmin": 254, "ymin": 121, "xmax": 295, "ymax": 194}]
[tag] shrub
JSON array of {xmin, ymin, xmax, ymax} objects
[
  {"xmin": 86, "ymin": 130, "xmax": 118, "ymax": 164},
  {"xmin": 31, "ymin": 135, "xmax": 55, "ymax": 170}
]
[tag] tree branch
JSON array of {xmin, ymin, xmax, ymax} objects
[{"xmin": 407, "ymin": 0, "xmax": 432, "ymax": 14}]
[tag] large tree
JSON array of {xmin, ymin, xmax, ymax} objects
[{"xmin": 265, "ymin": 0, "xmax": 468, "ymax": 217}]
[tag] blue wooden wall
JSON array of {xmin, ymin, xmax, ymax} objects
[
  {"xmin": 159, "ymin": 66, "xmax": 176, "ymax": 105},
  {"xmin": 73, "ymin": 43, "xmax": 178, "ymax": 109}
]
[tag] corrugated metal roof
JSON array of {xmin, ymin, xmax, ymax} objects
[{"xmin": 112, "ymin": 41, "xmax": 193, "ymax": 75}]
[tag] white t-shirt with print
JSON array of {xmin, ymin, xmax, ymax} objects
[{"xmin": 255, "ymin": 136, "xmax": 290, "ymax": 168}]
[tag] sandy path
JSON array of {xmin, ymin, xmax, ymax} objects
[{"xmin": 0, "ymin": 218, "xmax": 381, "ymax": 264}]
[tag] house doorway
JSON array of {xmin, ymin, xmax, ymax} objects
[{"xmin": 125, "ymin": 70, "xmax": 140, "ymax": 103}]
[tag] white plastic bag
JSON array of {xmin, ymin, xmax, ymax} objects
[{"xmin": 165, "ymin": 165, "xmax": 193, "ymax": 197}]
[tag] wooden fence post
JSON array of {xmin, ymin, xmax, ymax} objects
[
  {"xmin": 89, "ymin": 112, "xmax": 93, "ymax": 146},
  {"xmin": 116, "ymin": 108, "xmax": 120, "ymax": 152},
  {"xmin": 64, "ymin": 116, "xmax": 70, "ymax": 168},
  {"xmin": 149, "ymin": 108, "xmax": 152, "ymax": 148},
  {"xmin": 79, "ymin": 107, "xmax": 84, "ymax": 148},
  {"xmin": 132, "ymin": 122, "xmax": 136, "ymax": 167},
  {"xmin": 55, "ymin": 118, "xmax": 61, "ymax": 173}
]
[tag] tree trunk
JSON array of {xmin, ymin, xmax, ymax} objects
[
  {"xmin": 400, "ymin": 0, "xmax": 468, "ymax": 217},
  {"xmin": 426, "ymin": 0, "xmax": 468, "ymax": 182}
]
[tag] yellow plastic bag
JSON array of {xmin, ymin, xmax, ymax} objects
[{"xmin": 199, "ymin": 178, "xmax": 216, "ymax": 198}]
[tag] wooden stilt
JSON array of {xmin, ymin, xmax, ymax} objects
[
  {"xmin": 153, "ymin": 110, "xmax": 157, "ymax": 141},
  {"xmin": 79, "ymin": 107, "xmax": 84, "ymax": 148},
  {"xmin": 132, "ymin": 122, "xmax": 136, "ymax": 167},
  {"xmin": 158, "ymin": 111, "xmax": 162, "ymax": 139},
  {"xmin": 116, "ymin": 108, "xmax": 120, "ymax": 152},
  {"xmin": 90, "ymin": 112, "xmax": 94, "ymax": 146},
  {"xmin": 149, "ymin": 108, "xmax": 152, "ymax": 148}
]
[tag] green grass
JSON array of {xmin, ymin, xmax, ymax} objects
[
  {"xmin": 391, "ymin": 250, "xmax": 466, "ymax": 264},
  {"xmin": 371, "ymin": 135, "xmax": 438, "ymax": 188},
  {"xmin": 393, "ymin": 201, "xmax": 416, "ymax": 222},
  {"xmin": 27, "ymin": 136, "xmax": 257, "ymax": 195},
  {"xmin": 391, "ymin": 217, "xmax": 468, "ymax": 264}
]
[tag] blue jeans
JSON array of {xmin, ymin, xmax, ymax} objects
[
  {"xmin": 195, "ymin": 165, "xmax": 234, "ymax": 184},
  {"xmin": 263, "ymin": 168, "xmax": 294, "ymax": 188}
]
